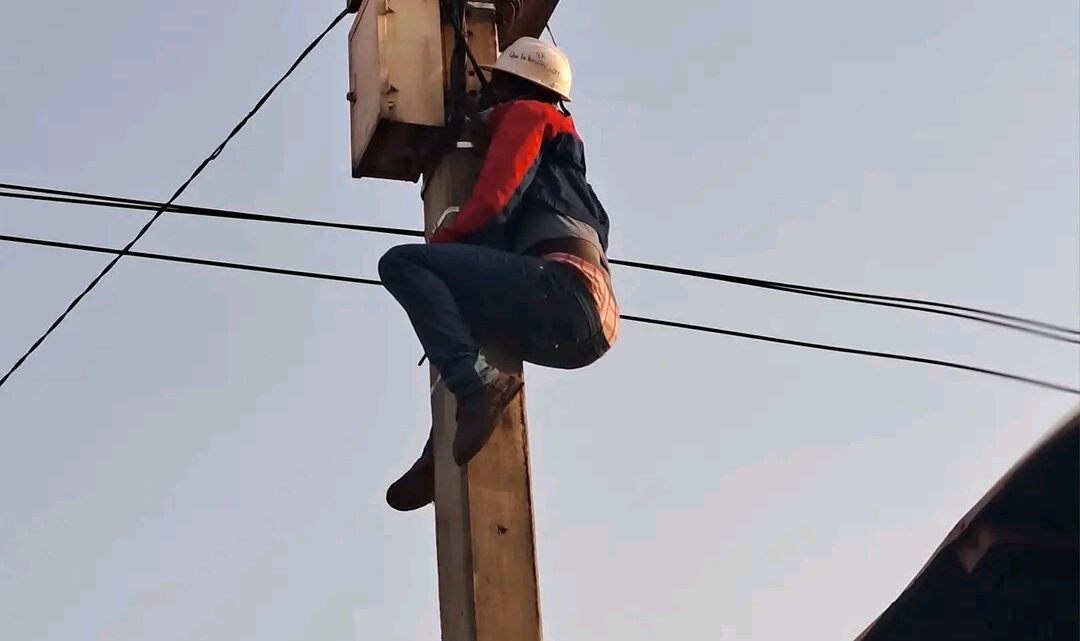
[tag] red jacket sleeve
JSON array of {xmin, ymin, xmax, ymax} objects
[{"xmin": 431, "ymin": 101, "xmax": 554, "ymax": 244}]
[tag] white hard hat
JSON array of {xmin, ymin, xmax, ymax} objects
[{"xmin": 485, "ymin": 37, "xmax": 572, "ymax": 101}]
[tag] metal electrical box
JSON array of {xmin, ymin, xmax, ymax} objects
[{"xmin": 348, "ymin": 0, "xmax": 445, "ymax": 182}]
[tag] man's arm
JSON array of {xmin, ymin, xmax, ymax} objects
[{"xmin": 431, "ymin": 102, "xmax": 553, "ymax": 244}]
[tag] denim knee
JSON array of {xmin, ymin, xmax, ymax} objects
[{"xmin": 378, "ymin": 244, "xmax": 424, "ymax": 288}]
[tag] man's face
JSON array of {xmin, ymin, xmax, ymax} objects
[{"xmin": 485, "ymin": 73, "xmax": 517, "ymax": 105}]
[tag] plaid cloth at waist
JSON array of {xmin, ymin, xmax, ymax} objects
[{"xmin": 542, "ymin": 252, "xmax": 620, "ymax": 347}]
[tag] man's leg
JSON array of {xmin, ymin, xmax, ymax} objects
[
  {"xmin": 380, "ymin": 242, "xmax": 559, "ymax": 473},
  {"xmin": 379, "ymin": 244, "xmax": 608, "ymax": 508},
  {"xmin": 378, "ymin": 243, "xmax": 531, "ymax": 396}
]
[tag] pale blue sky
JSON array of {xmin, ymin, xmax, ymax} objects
[{"xmin": 1, "ymin": 1, "xmax": 1077, "ymax": 640}]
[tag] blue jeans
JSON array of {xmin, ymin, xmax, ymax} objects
[{"xmin": 378, "ymin": 243, "xmax": 609, "ymax": 397}]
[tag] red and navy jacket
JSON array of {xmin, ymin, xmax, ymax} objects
[{"xmin": 430, "ymin": 99, "xmax": 610, "ymax": 250}]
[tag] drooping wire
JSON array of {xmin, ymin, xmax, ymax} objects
[
  {"xmin": 0, "ymin": 8, "xmax": 351, "ymax": 391},
  {"xmin": 2, "ymin": 232, "xmax": 1076, "ymax": 395},
  {"xmin": 544, "ymin": 23, "xmax": 558, "ymax": 47},
  {"xmin": 450, "ymin": 8, "xmax": 491, "ymax": 95},
  {"xmin": 2, "ymin": 183, "xmax": 1077, "ymax": 344},
  {"xmin": 445, "ymin": 0, "xmax": 470, "ymax": 126}
]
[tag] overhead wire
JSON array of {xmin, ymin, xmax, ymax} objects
[
  {"xmin": 0, "ymin": 233, "xmax": 380, "ymax": 287},
  {"xmin": 2, "ymin": 10, "xmax": 1075, "ymax": 391},
  {"xmin": 0, "ymin": 8, "xmax": 351, "ymax": 391},
  {"xmin": 2, "ymin": 183, "xmax": 1077, "ymax": 344},
  {"xmin": 619, "ymin": 315, "xmax": 1079, "ymax": 396},
  {"xmin": 2, "ymin": 231, "xmax": 1076, "ymax": 395},
  {"xmin": 607, "ymin": 257, "xmax": 1080, "ymax": 343},
  {"xmin": 0, "ymin": 186, "xmax": 425, "ymax": 239}
]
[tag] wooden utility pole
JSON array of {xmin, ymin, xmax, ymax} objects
[{"xmin": 421, "ymin": 6, "xmax": 543, "ymax": 640}]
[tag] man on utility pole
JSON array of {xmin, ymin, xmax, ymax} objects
[
  {"xmin": 381, "ymin": 34, "xmax": 619, "ymax": 509},
  {"xmin": 346, "ymin": 2, "xmax": 615, "ymax": 638}
]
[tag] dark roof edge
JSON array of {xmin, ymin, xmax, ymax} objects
[{"xmin": 853, "ymin": 407, "xmax": 1080, "ymax": 641}]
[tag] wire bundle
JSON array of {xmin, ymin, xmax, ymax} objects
[{"xmin": 1, "ymin": 8, "xmax": 1077, "ymax": 396}]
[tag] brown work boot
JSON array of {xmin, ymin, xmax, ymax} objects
[
  {"xmin": 453, "ymin": 372, "xmax": 524, "ymax": 466},
  {"xmin": 386, "ymin": 430, "xmax": 434, "ymax": 512}
]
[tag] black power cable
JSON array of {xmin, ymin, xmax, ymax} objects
[
  {"xmin": 0, "ymin": 188, "xmax": 425, "ymax": 239},
  {"xmin": 446, "ymin": 0, "xmax": 492, "ymax": 96},
  {"xmin": 0, "ymin": 9, "xmax": 351, "ymax": 391},
  {"xmin": 608, "ymin": 257, "xmax": 1080, "ymax": 343},
  {"xmin": 2, "ymin": 183, "xmax": 1077, "ymax": 344},
  {"xmin": 544, "ymin": 24, "xmax": 558, "ymax": 47},
  {"xmin": 0, "ymin": 234, "xmax": 379, "ymax": 287},
  {"xmin": 2, "ymin": 232, "xmax": 1076, "ymax": 395},
  {"xmin": 620, "ymin": 315, "xmax": 1078, "ymax": 396}
]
